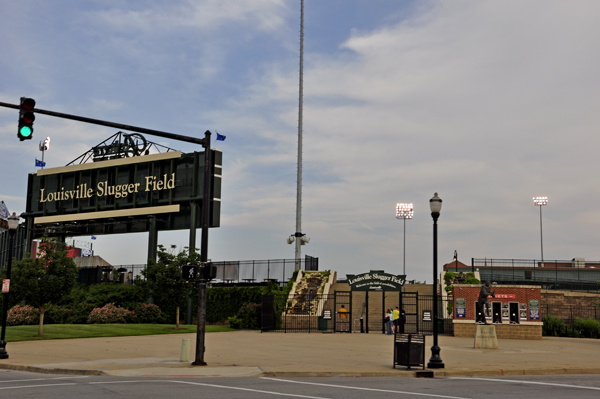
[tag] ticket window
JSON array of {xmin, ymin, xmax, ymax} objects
[
  {"xmin": 509, "ymin": 302, "xmax": 520, "ymax": 324},
  {"xmin": 492, "ymin": 302, "xmax": 502, "ymax": 324}
]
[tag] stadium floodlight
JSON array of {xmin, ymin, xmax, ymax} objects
[
  {"xmin": 533, "ymin": 196, "xmax": 548, "ymax": 266},
  {"xmin": 395, "ymin": 203, "xmax": 413, "ymax": 277}
]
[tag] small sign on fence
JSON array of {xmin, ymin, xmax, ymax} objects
[{"xmin": 423, "ymin": 310, "xmax": 432, "ymax": 322}]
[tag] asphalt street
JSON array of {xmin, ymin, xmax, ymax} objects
[{"xmin": 1, "ymin": 370, "xmax": 600, "ymax": 399}]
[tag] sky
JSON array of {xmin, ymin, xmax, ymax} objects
[{"xmin": 2, "ymin": 0, "xmax": 600, "ymax": 283}]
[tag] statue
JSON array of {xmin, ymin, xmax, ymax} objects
[{"xmin": 476, "ymin": 281, "xmax": 495, "ymax": 324}]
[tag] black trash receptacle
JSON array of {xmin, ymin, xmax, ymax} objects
[
  {"xmin": 318, "ymin": 316, "xmax": 328, "ymax": 331},
  {"xmin": 437, "ymin": 318, "xmax": 445, "ymax": 334},
  {"xmin": 393, "ymin": 333, "xmax": 425, "ymax": 370}
]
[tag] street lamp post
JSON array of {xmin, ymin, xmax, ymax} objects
[
  {"xmin": 454, "ymin": 250, "xmax": 458, "ymax": 272},
  {"xmin": 427, "ymin": 193, "xmax": 444, "ymax": 369},
  {"xmin": 533, "ymin": 197, "xmax": 548, "ymax": 267},
  {"xmin": 0, "ymin": 212, "xmax": 20, "ymax": 360},
  {"xmin": 395, "ymin": 203, "xmax": 413, "ymax": 277}
]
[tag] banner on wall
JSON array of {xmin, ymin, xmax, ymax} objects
[
  {"xmin": 520, "ymin": 303, "xmax": 528, "ymax": 320},
  {"xmin": 455, "ymin": 298, "xmax": 466, "ymax": 318},
  {"xmin": 529, "ymin": 299, "xmax": 540, "ymax": 320},
  {"xmin": 502, "ymin": 303, "xmax": 509, "ymax": 320}
]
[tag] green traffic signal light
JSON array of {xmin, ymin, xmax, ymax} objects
[
  {"xmin": 18, "ymin": 97, "xmax": 35, "ymax": 141},
  {"xmin": 19, "ymin": 125, "xmax": 33, "ymax": 138}
]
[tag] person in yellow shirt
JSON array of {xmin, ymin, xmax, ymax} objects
[
  {"xmin": 338, "ymin": 305, "xmax": 348, "ymax": 332},
  {"xmin": 393, "ymin": 306, "xmax": 400, "ymax": 333}
]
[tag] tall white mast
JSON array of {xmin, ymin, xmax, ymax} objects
[{"xmin": 294, "ymin": 0, "xmax": 305, "ymax": 270}]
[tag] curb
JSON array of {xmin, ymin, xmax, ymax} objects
[
  {"xmin": 0, "ymin": 363, "xmax": 104, "ymax": 376},
  {"xmin": 2, "ymin": 363, "xmax": 600, "ymax": 378}
]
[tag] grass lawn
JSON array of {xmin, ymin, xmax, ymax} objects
[{"xmin": 5, "ymin": 324, "xmax": 235, "ymax": 342}]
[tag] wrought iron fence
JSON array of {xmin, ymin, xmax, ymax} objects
[
  {"xmin": 542, "ymin": 304, "xmax": 600, "ymax": 322},
  {"xmin": 0, "ymin": 224, "xmax": 28, "ymax": 269},
  {"xmin": 83, "ymin": 258, "xmax": 318, "ymax": 285},
  {"xmin": 470, "ymin": 258, "xmax": 600, "ymax": 293}
]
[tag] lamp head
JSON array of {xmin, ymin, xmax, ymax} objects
[
  {"xmin": 7, "ymin": 212, "xmax": 19, "ymax": 231},
  {"xmin": 429, "ymin": 192, "xmax": 442, "ymax": 219}
]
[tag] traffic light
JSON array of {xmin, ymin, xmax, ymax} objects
[
  {"xmin": 201, "ymin": 262, "xmax": 217, "ymax": 280},
  {"xmin": 181, "ymin": 264, "xmax": 198, "ymax": 281},
  {"xmin": 18, "ymin": 97, "xmax": 36, "ymax": 141}
]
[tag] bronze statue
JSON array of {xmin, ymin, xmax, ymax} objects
[{"xmin": 476, "ymin": 281, "xmax": 495, "ymax": 324}]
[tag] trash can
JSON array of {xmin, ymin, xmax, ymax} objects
[
  {"xmin": 318, "ymin": 316, "xmax": 328, "ymax": 331},
  {"xmin": 393, "ymin": 333, "xmax": 425, "ymax": 370}
]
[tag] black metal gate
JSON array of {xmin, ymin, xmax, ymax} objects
[
  {"xmin": 402, "ymin": 292, "xmax": 420, "ymax": 334},
  {"xmin": 261, "ymin": 294, "xmax": 276, "ymax": 332},
  {"xmin": 334, "ymin": 291, "xmax": 352, "ymax": 333}
]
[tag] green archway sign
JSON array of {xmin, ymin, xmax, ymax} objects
[{"xmin": 346, "ymin": 270, "xmax": 405, "ymax": 291}]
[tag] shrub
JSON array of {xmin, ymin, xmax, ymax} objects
[
  {"xmin": 228, "ymin": 316, "xmax": 242, "ymax": 329},
  {"xmin": 574, "ymin": 318, "xmax": 600, "ymax": 338},
  {"xmin": 542, "ymin": 314, "xmax": 565, "ymax": 336},
  {"xmin": 83, "ymin": 284, "xmax": 146, "ymax": 309},
  {"xmin": 7, "ymin": 305, "xmax": 39, "ymax": 326},
  {"xmin": 132, "ymin": 303, "xmax": 164, "ymax": 324},
  {"xmin": 45, "ymin": 305, "xmax": 74, "ymax": 324},
  {"xmin": 88, "ymin": 303, "xmax": 133, "ymax": 324},
  {"xmin": 236, "ymin": 302, "xmax": 261, "ymax": 330}
]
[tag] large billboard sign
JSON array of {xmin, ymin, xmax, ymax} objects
[{"xmin": 25, "ymin": 150, "xmax": 221, "ymax": 237}]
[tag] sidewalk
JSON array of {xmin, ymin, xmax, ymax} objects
[{"xmin": 1, "ymin": 330, "xmax": 599, "ymax": 378}]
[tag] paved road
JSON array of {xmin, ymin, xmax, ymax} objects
[{"xmin": 1, "ymin": 370, "xmax": 600, "ymax": 399}]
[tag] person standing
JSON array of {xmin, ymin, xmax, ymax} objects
[
  {"xmin": 385, "ymin": 308, "xmax": 393, "ymax": 335},
  {"xmin": 393, "ymin": 306, "xmax": 400, "ymax": 333},
  {"xmin": 400, "ymin": 309, "xmax": 406, "ymax": 333},
  {"xmin": 338, "ymin": 305, "xmax": 349, "ymax": 332}
]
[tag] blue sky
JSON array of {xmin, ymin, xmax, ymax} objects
[{"xmin": 2, "ymin": 1, "xmax": 600, "ymax": 283}]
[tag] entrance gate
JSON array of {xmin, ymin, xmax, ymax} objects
[
  {"xmin": 334, "ymin": 291, "xmax": 352, "ymax": 332},
  {"xmin": 260, "ymin": 290, "xmax": 453, "ymax": 335}
]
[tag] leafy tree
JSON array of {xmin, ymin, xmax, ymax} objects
[
  {"xmin": 11, "ymin": 237, "xmax": 78, "ymax": 336},
  {"xmin": 141, "ymin": 245, "xmax": 199, "ymax": 329}
]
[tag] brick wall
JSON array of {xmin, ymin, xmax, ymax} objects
[
  {"xmin": 541, "ymin": 290, "xmax": 599, "ymax": 308},
  {"xmin": 454, "ymin": 322, "xmax": 542, "ymax": 340},
  {"xmin": 453, "ymin": 284, "xmax": 542, "ymax": 321}
]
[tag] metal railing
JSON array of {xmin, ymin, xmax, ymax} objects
[
  {"xmin": 77, "ymin": 258, "xmax": 318, "ymax": 285},
  {"xmin": 470, "ymin": 258, "xmax": 600, "ymax": 293}
]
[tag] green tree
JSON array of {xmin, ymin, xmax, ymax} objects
[
  {"xmin": 11, "ymin": 237, "xmax": 78, "ymax": 336},
  {"xmin": 141, "ymin": 245, "xmax": 199, "ymax": 329}
]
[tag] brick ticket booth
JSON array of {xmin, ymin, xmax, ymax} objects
[{"xmin": 452, "ymin": 284, "xmax": 542, "ymax": 340}]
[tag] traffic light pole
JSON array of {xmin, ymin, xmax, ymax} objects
[
  {"xmin": 192, "ymin": 130, "xmax": 212, "ymax": 366},
  {"xmin": 0, "ymin": 101, "xmax": 208, "ymax": 147},
  {"xmin": 1, "ymin": 99, "xmax": 214, "ymax": 366}
]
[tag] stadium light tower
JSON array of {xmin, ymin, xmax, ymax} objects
[
  {"xmin": 396, "ymin": 203, "xmax": 413, "ymax": 277},
  {"xmin": 533, "ymin": 196, "xmax": 548, "ymax": 267}
]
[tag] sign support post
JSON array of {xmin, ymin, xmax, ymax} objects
[{"xmin": 192, "ymin": 130, "xmax": 212, "ymax": 366}]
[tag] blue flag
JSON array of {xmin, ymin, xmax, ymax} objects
[
  {"xmin": 35, "ymin": 159, "xmax": 46, "ymax": 167},
  {"xmin": 216, "ymin": 133, "xmax": 226, "ymax": 141}
]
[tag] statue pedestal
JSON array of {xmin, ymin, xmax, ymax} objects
[{"xmin": 474, "ymin": 325, "xmax": 498, "ymax": 349}]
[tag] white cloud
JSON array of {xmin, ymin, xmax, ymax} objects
[{"xmin": 3, "ymin": 1, "xmax": 600, "ymax": 282}]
